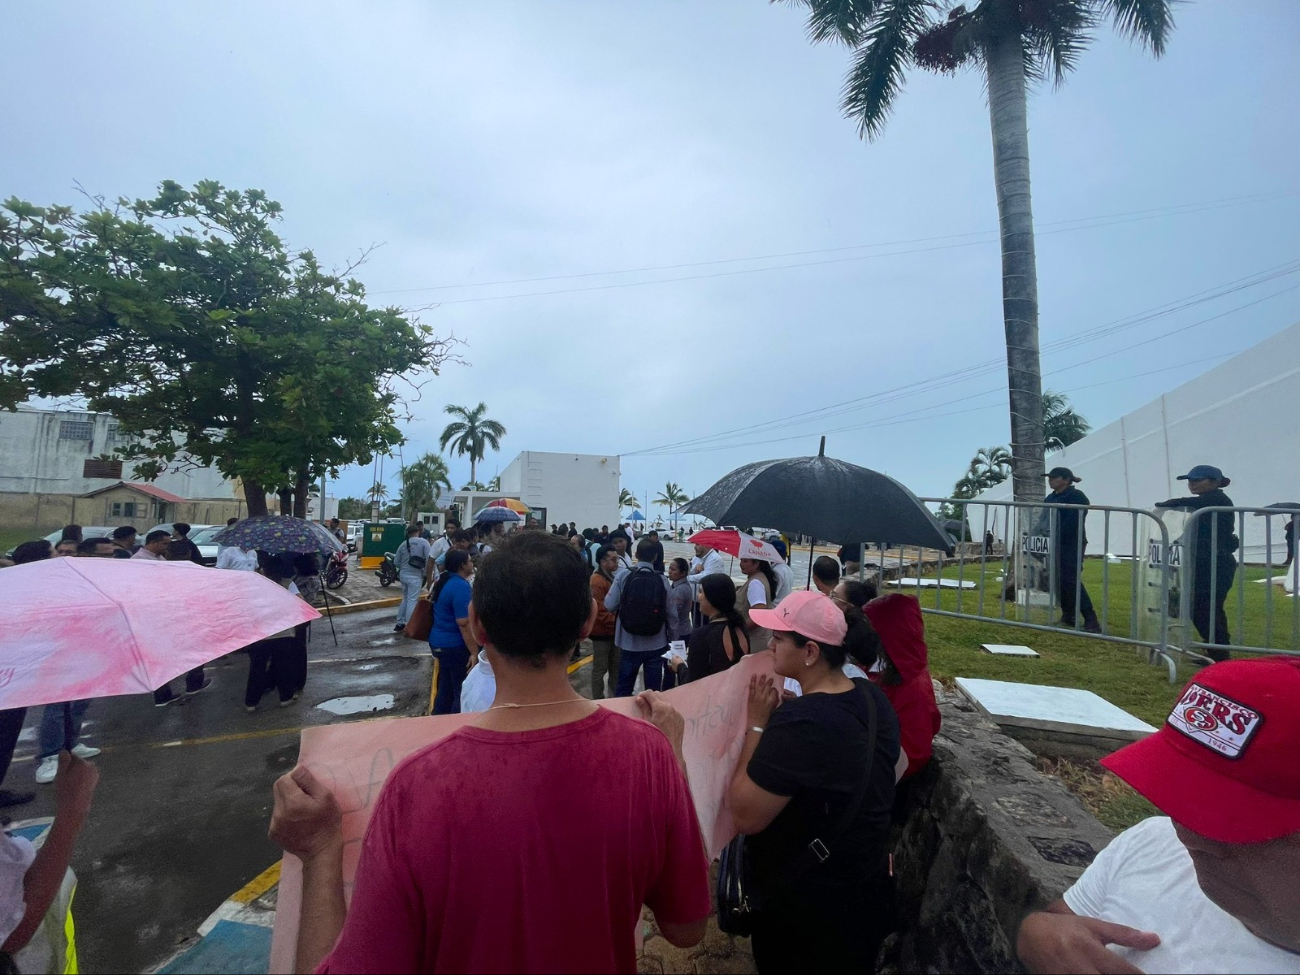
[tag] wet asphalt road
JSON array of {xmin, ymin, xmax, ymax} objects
[{"xmin": 4, "ymin": 607, "xmax": 436, "ymax": 974}]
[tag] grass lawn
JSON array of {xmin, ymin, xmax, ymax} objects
[
  {"xmin": 0, "ymin": 525, "xmax": 59, "ymax": 555},
  {"xmin": 923, "ymin": 612, "xmax": 1175, "ymax": 831}
]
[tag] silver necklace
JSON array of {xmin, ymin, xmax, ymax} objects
[{"xmin": 487, "ymin": 698, "xmax": 588, "ymax": 711}]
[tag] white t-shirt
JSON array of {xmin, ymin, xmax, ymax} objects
[
  {"xmin": 460, "ymin": 650, "xmax": 495, "ymax": 713},
  {"xmin": 1063, "ymin": 816, "xmax": 1300, "ymax": 974},
  {"xmin": 745, "ymin": 577, "xmax": 768, "ymax": 609},
  {"xmin": 216, "ymin": 546, "xmax": 259, "ymax": 571},
  {"xmin": 0, "ymin": 832, "xmax": 35, "ymax": 946}
]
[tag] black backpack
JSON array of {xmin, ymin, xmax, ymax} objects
[{"xmin": 618, "ymin": 565, "xmax": 667, "ymax": 636}]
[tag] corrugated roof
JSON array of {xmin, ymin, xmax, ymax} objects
[{"xmin": 79, "ymin": 480, "xmax": 188, "ymax": 503}]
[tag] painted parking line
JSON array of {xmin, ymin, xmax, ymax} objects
[{"xmin": 569, "ymin": 655, "xmax": 593, "ymax": 674}]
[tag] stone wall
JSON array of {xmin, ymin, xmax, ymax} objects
[{"xmin": 882, "ymin": 696, "xmax": 1115, "ymax": 974}]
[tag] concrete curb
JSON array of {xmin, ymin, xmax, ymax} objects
[
  {"xmin": 153, "ymin": 862, "xmax": 280, "ymax": 974},
  {"xmin": 319, "ymin": 596, "xmax": 400, "ymax": 616}
]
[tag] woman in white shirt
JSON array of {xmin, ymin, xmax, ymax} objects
[{"xmin": 736, "ymin": 557, "xmax": 779, "ymax": 652}]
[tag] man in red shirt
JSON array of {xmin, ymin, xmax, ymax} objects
[{"xmin": 271, "ymin": 530, "xmax": 710, "ymax": 974}]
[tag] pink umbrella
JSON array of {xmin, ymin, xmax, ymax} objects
[
  {"xmin": 687, "ymin": 529, "xmax": 784, "ymax": 563},
  {"xmin": 0, "ymin": 558, "xmax": 321, "ymax": 709}
]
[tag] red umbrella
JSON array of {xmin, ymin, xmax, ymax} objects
[{"xmin": 687, "ymin": 530, "xmax": 783, "ymax": 563}]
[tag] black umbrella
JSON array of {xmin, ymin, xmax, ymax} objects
[
  {"xmin": 1252, "ymin": 502, "xmax": 1300, "ymax": 516},
  {"xmin": 682, "ymin": 438, "xmax": 954, "ymax": 555}
]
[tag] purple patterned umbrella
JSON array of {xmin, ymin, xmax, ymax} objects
[{"xmin": 212, "ymin": 515, "xmax": 344, "ymax": 558}]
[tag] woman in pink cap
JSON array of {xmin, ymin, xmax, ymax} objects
[{"xmin": 725, "ymin": 590, "xmax": 906, "ymax": 973}]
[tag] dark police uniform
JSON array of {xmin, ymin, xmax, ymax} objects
[{"xmin": 1044, "ymin": 482, "xmax": 1100, "ymax": 631}]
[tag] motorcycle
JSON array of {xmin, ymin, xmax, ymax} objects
[
  {"xmin": 376, "ymin": 551, "xmax": 398, "ymax": 587},
  {"xmin": 324, "ymin": 549, "xmax": 349, "ymax": 590}
]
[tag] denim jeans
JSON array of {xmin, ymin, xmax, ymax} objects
[
  {"xmin": 39, "ymin": 700, "xmax": 91, "ymax": 760},
  {"xmin": 432, "ymin": 646, "xmax": 471, "ymax": 714},
  {"xmin": 396, "ymin": 568, "xmax": 425, "ymax": 626},
  {"xmin": 615, "ymin": 648, "xmax": 665, "ymax": 697}
]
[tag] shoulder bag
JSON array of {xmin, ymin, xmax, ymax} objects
[{"xmin": 716, "ymin": 682, "xmax": 879, "ymax": 937}]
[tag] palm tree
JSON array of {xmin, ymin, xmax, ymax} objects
[
  {"xmin": 461, "ymin": 480, "xmax": 488, "ymax": 492},
  {"xmin": 400, "ymin": 452, "xmax": 454, "ymax": 520},
  {"xmin": 783, "ymin": 0, "xmax": 1175, "ymax": 500},
  {"xmin": 367, "ymin": 481, "xmax": 388, "ymax": 504},
  {"xmin": 486, "ymin": 474, "xmax": 501, "ymax": 492},
  {"xmin": 971, "ymin": 445, "xmax": 1012, "ymax": 490},
  {"xmin": 619, "ymin": 488, "xmax": 641, "ymax": 511},
  {"xmin": 439, "ymin": 403, "xmax": 507, "ymax": 487},
  {"xmin": 1042, "ymin": 389, "xmax": 1091, "ymax": 452},
  {"xmin": 653, "ymin": 482, "xmax": 691, "ymax": 528}
]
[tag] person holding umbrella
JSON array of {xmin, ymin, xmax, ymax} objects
[{"xmin": 1155, "ymin": 465, "xmax": 1239, "ymax": 660}]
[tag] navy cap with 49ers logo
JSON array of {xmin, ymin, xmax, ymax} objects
[{"xmin": 1101, "ymin": 658, "xmax": 1300, "ymax": 844}]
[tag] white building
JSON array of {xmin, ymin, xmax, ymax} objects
[
  {"xmin": 978, "ymin": 322, "xmax": 1300, "ymax": 561},
  {"xmin": 498, "ymin": 451, "xmax": 622, "ymax": 531},
  {"xmin": 0, "ymin": 406, "xmax": 236, "ymax": 499}
]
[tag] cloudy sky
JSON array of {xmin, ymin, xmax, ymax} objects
[{"xmin": 5, "ymin": 1, "xmax": 1299, "ymax": 510}]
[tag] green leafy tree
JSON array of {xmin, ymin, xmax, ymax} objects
[
  {"xmin": 461, "ymin": 480, "xmax": 488, "ymax": 492},
  {"xmin": 439, "ymin": 402, "xmax": 506, "ymax": 487},
  {"xmin": 0, "ymin": 181, "xmax": 452, "ymax": 517},
  {"xmin": 619, "ymin": 488, "xmax": 641, "ymax": 511},
  {"xmin": 486, "ymin": 474, "xmax": 501, "ymax": 492},
  {"xmin": 399, "ymin": 452, "xmax": 453, "ymax": 519},
  {"xmin": 1043, "ymin": 389, "xmax": 1091, "ymax": 451},
  {"xmin": 337, "ymin": 496, "xmax": 370, "ymax": 520},
  {"xmin": 782, "ymin": 0, "xmax": 1175, "ymax": 500},
  {"xmin": 653, "ymin": 482, "xmax": 690, "ymax": 527}
]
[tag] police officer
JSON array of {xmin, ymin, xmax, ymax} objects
[
  {"xmin": 1044, "ymin": 467, "xmax": 1101, "ymax": 633},
  {"xmin": 1156, "ymin": 465, "xmax": 1237, "ymax": 661}
]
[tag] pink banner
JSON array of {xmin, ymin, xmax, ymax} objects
[{"xmin": 269, "ymin": 653, "xmax": 771, "ymax": 973}]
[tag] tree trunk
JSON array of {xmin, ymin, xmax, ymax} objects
[
  {"xmin": 243, "ymin": 479, "xmax": 269, "ymax": 518},
  {"xmin": 292, "ymin": 471, "xmax": 310, "ymax": 519},
  {"xmin": 277, "ymin": 488, "xmax": 293, "ymax": 516},
  {"xmin": 985, "ymin": 26, "xmax": 1046, "ymax": 503},
  {"xmin": 469, "ymin": 455, "xmax": 477, "ymax": 488}
]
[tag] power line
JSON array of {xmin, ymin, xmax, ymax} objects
[
  {"xmin": 639, "ymin": 347, "xmax": 1257, "ymax": 458},
  {"xmin": 623, "ymin": 262, "xmax": 1300, "ymax": 456},
  {"xmin": 374, "ymin": 191, "xmax": 1296, "ymax": 297}
]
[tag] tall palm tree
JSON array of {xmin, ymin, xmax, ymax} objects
[
  {"xmin": 619, "ymin": 488, "xmax": 641, "ymax": 511},
  {"xmin": 439, "ymin": 402, "xmax": 506, "ymax": 486},
  {"xmin": 1042, "ymin": 389, "xmax": 1091, "ymax": 452},
  {"xmin": 653, "ymin": 482, "xmax": 691, "ymax": 528},
  {"xmin": 367, "ymin": 481, "xmax": 389, "ymax": 503},
  {"xmin": 971, "ymin": 445, "xmax": 1012, "ymax": 489},
  {"xmin": 486, "ymin": 474, "xmax": 501, "ymax": 492},
  {"xmin": 783, "ymin": 0, "xmax": 1175, "ymax": 500},
  {"xmin": 400, "ymin": 452, "xmax": 454, "ymax": 520}
]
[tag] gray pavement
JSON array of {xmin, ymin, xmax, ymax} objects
[{"xmin": 4, "ymin": 608, "xmax": 435, "ymax": 974}]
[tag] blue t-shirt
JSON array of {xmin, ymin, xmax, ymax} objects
[{"xmin": 429, "ymin": 574, "xmax": 473, "ymax": 650}]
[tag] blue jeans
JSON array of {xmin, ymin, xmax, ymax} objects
[
  {"xmin": 396, "ymin": 568, "xmax": 424, "ymax": 626},
  {"xmin": 615, "ymin": 648, "xmax": 665, "ymax": 697},
  {"xmin": 39, "ymin": 700, "xmax": 90, "ymax": 760},
  {"xmin": 432, "ymin": 645, "xmax": 471, "ymax": 715}
]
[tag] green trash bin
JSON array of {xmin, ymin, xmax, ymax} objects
[{"xmin": 359, "ymin": 521, "xmax": 406, "ymax": 570}]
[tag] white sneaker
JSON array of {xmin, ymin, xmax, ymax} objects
[
  {"xmin": 34, "ymin": 756, "xmax": 58, "ymax": 784},
  {"xmin": 71, "ymin": 744, "xmax": 101, "ymax": 759}
]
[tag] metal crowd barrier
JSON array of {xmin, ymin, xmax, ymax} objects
[
  {"xmin": 899, "ymin": 498, "xmax": 1180, "ymax": 680},
  {"xmin": 1177, "ymin": 506, "xmax": 1299, "ymax": 661}
]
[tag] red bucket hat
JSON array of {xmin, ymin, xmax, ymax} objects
[{"xmin": 1101, "ymin": 658, "xmax": 1300, "ymax": 844}]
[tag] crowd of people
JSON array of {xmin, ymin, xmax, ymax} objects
[{"xmin": 268, "ymin": 528, "xmax": 1299, "ymax": 974}]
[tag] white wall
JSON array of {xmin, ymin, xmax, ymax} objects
[
  {"xmin": 0, "ymin": 407, "xmax": 237, "ymax": 499},
  {"xmin": 499, "ymin": 451, "xmax": 621, "ymax": 530},
  {"xmin": 978, "ymin": 322, "xmax": 1300, "ymax": 561}
]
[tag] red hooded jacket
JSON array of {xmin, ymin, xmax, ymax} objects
[{"xmin": 863, "ymin": 593, "xmax": 941, "ymax": 779}]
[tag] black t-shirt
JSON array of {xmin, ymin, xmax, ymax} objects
[
  {"xmin": 745, "ymin": 679, "xmax": 900, "ymax": 900},
  {"xmin": 684, "ymin": 618, "xmax": 744, "ymax": 682},
  {"xmin": 649, "ymin": 540, "xmax": 665, "ymax": 574}
]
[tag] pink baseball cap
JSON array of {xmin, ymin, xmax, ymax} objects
[
  {"xmin": 1101, "ymin": 658, "xmax": 1300, "ymax": 844},
  {"xmin": 748, "ymin": 591, "xmax": 848, "ymax": 646}
]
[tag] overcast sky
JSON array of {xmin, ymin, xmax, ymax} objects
[{"xmin": 5, "ymin": 1, "xmax": 1299, "ymax": 512}]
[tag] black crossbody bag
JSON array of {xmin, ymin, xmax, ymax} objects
[{"xmin": 716, "ymin": 683, "xmax": 879, "ymax": 937}]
